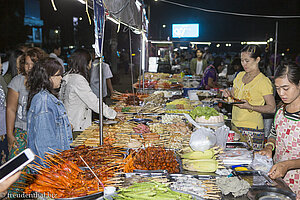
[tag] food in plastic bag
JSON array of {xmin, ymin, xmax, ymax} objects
[
  {"xmin": 250, "ymin": 153, "xmax": 273, "ymax": 173},
  {"xmin": 214, "ymin": 125, "xmax": 230, "ymax": 149},
  {"xmin": 189, "ymin": 127, "xmax": 216, "ymax": 151}
]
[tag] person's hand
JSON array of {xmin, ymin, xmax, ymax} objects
[
  {"xmin": 222, "ymin": 88, "xmax": 231, "ymax": 98},
  {"xmin": 116, "ymin": 113, "xmax": 125, "ymax": 121},
  {"xmin": 7, "ymin": 135, "xmax": 16, "ymax": 152},
  {"xmin": 235, "ymin": 99, "xmax": 251, "ymax": 110},
  {"xmin": 268, "ymin": 161, "xmax": 289, "ymax": 179},
  {"xmin": 256, "ymin": 147, "xmax": 273, "ymax": 159},
  {"xmin": 0, "ymin": 171, "xmax": 21, "ymax": 193}
]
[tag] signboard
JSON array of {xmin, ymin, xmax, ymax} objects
[{"xmin": 172, "ymin": 24, "xmax": 199, "ymax": 38}]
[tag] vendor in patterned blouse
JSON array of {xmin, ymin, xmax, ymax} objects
[
  {"xmin": 258, "ymin": 63, "xmax": 300, "ymax": 199},
  {"xmin": 223, "ymin": 45, "xmax": 276, "ymax": 150}
]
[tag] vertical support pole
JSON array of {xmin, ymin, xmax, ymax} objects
[
  {"xmin": 98, "ymin": 19, "xmax": 106, "ymax": 146},
  {"xmin": 274, "ymin": 21, "xmax": 278, "ymax": 76}
]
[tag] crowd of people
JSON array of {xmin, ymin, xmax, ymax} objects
[
  {"xmin": 163, "ymin": 44, "xmax": 300, "ymax": 197},
  {"xmin": 0, "ymin": 45, "xmax": 124, "ymax": 194},
  {"xmin": 0, "ymin": 44, "xmax": 299, "ymax": 198}
]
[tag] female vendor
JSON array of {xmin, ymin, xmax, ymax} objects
[
  {"xmin": 223, "ymin": 45, "xmax": 276, "ymax": 150},
  {"xmin": 258, "ymin": 63, "xmax": 300, "ymax": 199}
]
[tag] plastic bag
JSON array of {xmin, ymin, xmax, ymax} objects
[
  {"xmin": 214, "ymin": 125, "xmax": 230, "ymax": 149},
  {"xmin": 250, "ymin": 153, "xmax": 273, "ymax": 173},
  {"xmin": 189, "ymin": 127, "xmax": 216, "ymax": 151}
]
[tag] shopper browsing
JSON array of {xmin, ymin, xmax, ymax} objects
[
  {"xmin": 26, "ymin": 58, "xmax": 72, "ymax": 166},
  {"xmin": 6, "ymin": 47, "xmax": 47, "ymax": 159},
  {"xmin": 59, "ymin": 49, "xmax": 120, "ymax": 137}
]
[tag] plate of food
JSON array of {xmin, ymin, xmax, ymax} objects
[{"xmin": 218, "ymin": 97, "xmax": 244, "ymax": 104}]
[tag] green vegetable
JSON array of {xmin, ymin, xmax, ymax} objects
[
  {"xmin": 190, "ymin": 106, "xmax": 219, "ymax": 120},
  {"xmin": 122, "ymin": 107, "xmax": 131, "ymax": 112},
  {"xmin": 113, "ymin": 181, "xmax": 192, "ymax": 199}
]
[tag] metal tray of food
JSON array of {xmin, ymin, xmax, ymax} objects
[
  {"xmin": 98, "ymin": 190, "xmax": 204, "ymax": 200},
  {"xmin": 169, "ymin": 173, "xmax": 216, "ymax": 180},
  {"xmin": 226, "ymin": 142, "xmax": 250, "ymax": 150},
  {"xmin": 34, "ymin": 191, "xmax": 104, "ymax": 200},
  {"xmin": 125, "ymin": 170, "xmax": 168, "ymax": 178},
  {"xmin": 55, "ymin": 192, "xmax": 103, "ymax": 200},
  {"xmin": 248, "ymin": 186, "xmax": 296, "ymax": 200},
  {"xmin": 128, "ymin": 118, "xmax": 153, "ymax": 124},
  {"xmin": 125, "ymin": 148, "xmax": 183, "ymax": 174}
]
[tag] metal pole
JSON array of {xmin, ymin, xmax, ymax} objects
[
  {"xmin": 141, "ymin": 33, "xmax": 146, "ymax": 93},
  {"xmin": 129, "ymin": 29, "xmax": 135, "ymax": 100},
  {"xmin": 98, "ymin": 18, "xmax": 106, "ymax": 146},
  {"xmin": 139, "ymin": 34, "xmax": 142, "ymax": 92},
  {"xmin": 274, "ymin": 21, "xmax": 278, "ymax": 76}
]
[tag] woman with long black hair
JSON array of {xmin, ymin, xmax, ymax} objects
[
  {"xmin": 59, "ymin": 48, "xmax": 120, "ymax": 137},
  {"xmin": 258, "ymin": 63, "xmax": 300, "ymax": 199}
]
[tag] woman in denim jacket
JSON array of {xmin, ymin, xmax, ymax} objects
[{"xmin": 26, "ymin": 58, "xmax": 73, "ymax": 166}]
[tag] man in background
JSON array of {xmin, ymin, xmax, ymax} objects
[
  {"xmin": 49, "ymin": 45, "xmax": 64, "ymax": 71},
  {"xmin": 190, "ymin": 49, "xmax": 208, "ymax": 76},
  {"xmin": 90, "ymin": 57, "xmax": 114, "ymax": 100}
]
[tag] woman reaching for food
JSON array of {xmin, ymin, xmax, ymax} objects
[
  {"xmin": 59, "ymin": 48, "xmax": 123, "ymax": 139},
  {"xmin": 223, "ymin": 45, "xmax": 276, "ymax": 150},
  {"xmin": 258, "ymin": 63, "xmax": 300, "ymax": 199}
]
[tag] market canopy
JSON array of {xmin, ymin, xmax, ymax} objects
[{"xmin": 84, "ymin": 0, "xmax": 143, "ymax": 30}]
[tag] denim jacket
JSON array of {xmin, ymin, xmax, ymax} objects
[{"xmin": 27, "ymin": 90, "xmax": 73, "ymax": 166}]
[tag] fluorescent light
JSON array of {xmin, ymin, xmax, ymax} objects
[
  {"xmin": 150, "ymin": 41, "xmax": 172, "ymax": 44},
  {"xmin": 269, "ymin": 38, "xmax": 273, "ymax": 42},
  {"xmin": 190, "ymin": 42, "xmax": 211, "ymax": 45},
  {"xmin": 76, "ymin": 0, "xmax": 85, "ymax": 4},
  {"xmin": 180, "ymin": 46, "xmax": 188, "ymax": 49},
  {"xmin": 162, "ymin": 24, "xmax": 166, "ymax": 28},
  {"xmin": 216, "ymin": 44, "xmax": 220, "ymax": 48},
  {"xmin": 246, "ymin": 41, "xmax": 267, "ymax": 45},
  {"xmin": 107, "ymin": 16, "xmax": 120, "ymax": 25}
]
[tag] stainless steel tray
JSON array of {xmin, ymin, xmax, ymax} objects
[
  {"xmin": 55, "ymin": 192, "xmax": 103, "ymax": 200},
  {"xmin": 248, "ymin": 186, "xmax": 296, "ymax": 200},
  {"xmin": 169, "ymin": 173, "xmax": 216, "ymax": 180},
  {"xmin": 35, "ymin": 191, "xmax": 103, "ymax": 200},
  {"xmin": 125, "ymin": 148, "xmax": 183, "ymax": 173},
  {"xmin": 226, "ymin": 142, "xmax": 250, "ymax": 150},
  {"xmin": 97, "ymin": 190, "xmax": 204, "ymax": 200}
]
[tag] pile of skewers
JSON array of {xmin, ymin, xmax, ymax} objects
[
  {"xmin": 124, "ymin": 147, "xmax": 180, "ymax": 174},
  {"xmin": 169, "ymin": 176, "xmax": 222, "ymax": 200},
  {"xmin": 58, "ymin": 145, "xmax": 126, "ymax": 168},
  {"xmin": 21, "ymin": 153, "xmax": 122, "ymax": 198}
]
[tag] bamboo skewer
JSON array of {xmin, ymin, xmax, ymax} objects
[{"xmin": 79, "ymin": 156, "xmax": 105, "ymax": 189}]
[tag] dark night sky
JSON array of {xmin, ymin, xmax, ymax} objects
[
  {"xmin": 39, "ymin": 0, "xmax": 300, "ymax": 53},
  {"xmin": 148, "ymin": 0, "xmax": 300, "ymax": 52}
]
